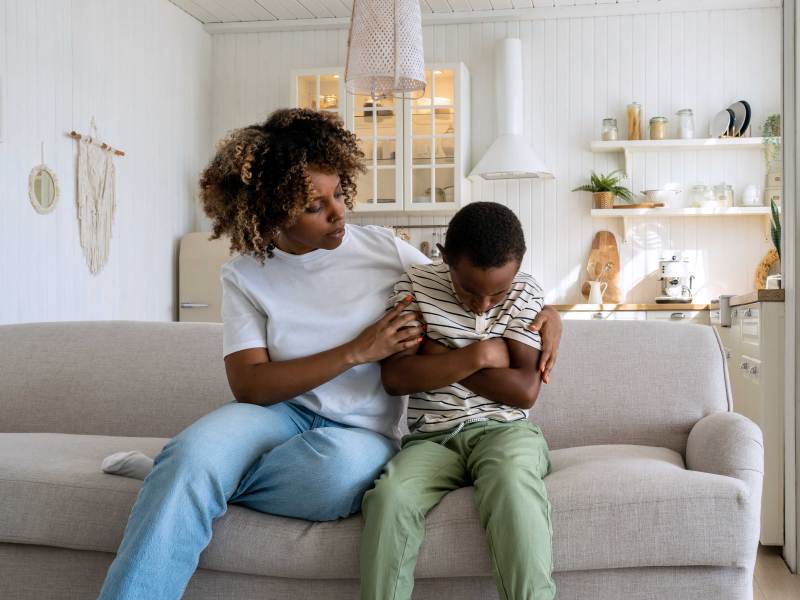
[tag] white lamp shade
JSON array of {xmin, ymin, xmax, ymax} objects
[{"xmin": 345, "ymin": 0, "xmax": 425, "ymax": 98}]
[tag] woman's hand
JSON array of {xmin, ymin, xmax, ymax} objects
[
  {"xmin": 347, "ymin": 296, "xmax": 424, "ymax": 365},
  {"xmin": 530, "ymin": 306, "xmax": 562, "ymax": 384}
]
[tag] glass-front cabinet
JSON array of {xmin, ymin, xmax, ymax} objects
[
  {"xmin": 291, "ymin": 63, "xmax": 470, "ymax": 214},
  {"xmin": 291, "ymin": 68, "xmax": 345, "ymax": 118},
  {"xmin": 348, "ymin": 92, "xmax": 404, "ymax": 210}
]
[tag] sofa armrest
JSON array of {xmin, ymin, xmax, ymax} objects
[{"xmin": 686, "ymin": 411, "xmax": 764, "ymax": 494}]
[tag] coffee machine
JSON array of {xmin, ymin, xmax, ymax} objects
[{"xmin": 655, "ymin": 251, "xmax": 695, "ymax": 303}]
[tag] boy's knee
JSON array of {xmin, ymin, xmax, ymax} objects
[{"xmin": 362, "ymin": 477, "xmax": 422, "ymax": 517}]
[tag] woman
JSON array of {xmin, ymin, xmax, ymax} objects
[{"xmin": 98, "ymin": 108, "xmax": 562, "ymax": 600}]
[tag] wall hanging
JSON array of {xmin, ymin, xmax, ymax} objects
[{"xmin": 68, "ymin": 119, "xmax": 125, "ymax": 274}]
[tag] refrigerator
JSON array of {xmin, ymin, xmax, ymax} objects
[{"xmin": 178, "ymin": 232, "xmax": 233, "ymax": 323}]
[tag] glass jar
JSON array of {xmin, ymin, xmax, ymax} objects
[
  {"xmin": 677, "ymin": 108, "xmax": 694, "ymax": 139},
  {"xmin": 649, "ymin": 116, "xmax": 668, "ymax": 140},
  {"xmin": 601, "ymin": 118, "xmax": 618, "ymax": 141},
  {"xmin": 688, "ymin": 184, "xmax": 715, "ymax": 208},
  {"xmin": 626, "ymin": 102, "xmax": 642, "ymax": 140},
  {"xmin": 713, "ymin": 183, "xmax": 734, "ymax": 208}
]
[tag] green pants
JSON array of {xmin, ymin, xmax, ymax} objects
[{"xmin": 360, "ymin": 419, "xmax": 555, "ymax": 600}]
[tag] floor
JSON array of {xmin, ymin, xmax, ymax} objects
[{"xmin": 754, "ymin": 545, "xmax": 800, "ymax": 599}]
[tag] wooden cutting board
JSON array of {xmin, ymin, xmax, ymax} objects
[{"xmin": 581, "ymin": 230, "xmax": 622, "ymax": 303}]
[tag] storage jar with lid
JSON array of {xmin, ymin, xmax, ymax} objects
[
  {"xmin": 677, "ymin": 109, "xmax": 694, "ymax": 139},
  {"xmin": 688, "ymin": 184, "xmax": 716, "ymax": 208},
  {"xmin": 626, "ymin": 102, "xmax": 642, "ymax": 140},
  {"xmin": 713, "ymin": 183, "xmax": 734, "ymax": 208},
  {"xmin": 601, "ymin": 118, "xmax": 618, "ymax": 141},
  {"xmin": 649, "ymin": 116, "xmax": 668, "ymax": 140}
]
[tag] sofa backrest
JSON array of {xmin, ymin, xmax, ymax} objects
[
  {"xmin": 0, "ymin": 320, "xmax": 731, "ymax": 453},
  {"xmin": 0, "ymin": 321, "xmax": 234, "ymax": 438},
  {"xmin": 530, "ymin": 319, "xmax": 731, "ymax": 454}
]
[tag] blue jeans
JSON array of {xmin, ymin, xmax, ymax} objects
[{"xmin": 98, "ymin": 401, "xmax": 396, "ymax": 600}]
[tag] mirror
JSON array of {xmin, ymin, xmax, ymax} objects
[{"xmin": 28, "ymin": 164, "xmax": 59, "ymax": 214}]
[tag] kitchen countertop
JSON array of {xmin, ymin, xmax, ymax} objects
[
  {"xmin": 708, "ymin": 289, "xmax": 785, "ymax": 308},
  {"xmin": 553, "ymin": 303, "xmax": 711, "ymax": 311}
]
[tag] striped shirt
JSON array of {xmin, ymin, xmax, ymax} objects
[{"xmin": 388, "ymin": 262, "xmax": 544, "ymax": 434}]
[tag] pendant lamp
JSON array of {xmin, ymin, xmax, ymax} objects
[{"xmin": 344, "ymin": 0, "xmax": 426, "ymax": 99}]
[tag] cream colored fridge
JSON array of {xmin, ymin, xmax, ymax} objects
[{"xmin": 178, "ymin": 232, "xmax": 233, "ymax": 323}]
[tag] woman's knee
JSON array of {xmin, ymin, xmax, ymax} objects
[{"xmin": 297, "ymin": 428, "xmax": 396, "ymax": 516}]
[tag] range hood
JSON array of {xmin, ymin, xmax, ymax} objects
[{"xmin": 469, "ymin": 38, "xmax": 553, "ymax": 180}]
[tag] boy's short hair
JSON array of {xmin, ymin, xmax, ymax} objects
[{"xmin": 444, "ymin": 202, "xmax": 526, "ymax": 268}]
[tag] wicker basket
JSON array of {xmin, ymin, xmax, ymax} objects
[{"xmin": 593, "ymin": 192, "xmax": 615, "ymax": 209}]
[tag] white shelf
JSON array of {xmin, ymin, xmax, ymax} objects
[
  {"xmin": 591, "ymin": 206, "xmax": 770, "ymax": 217},
  {"xmin": 590, "ymin": 137, "xmax": 767, "ymax": 152},
  {"xmin": 591, "ymin": 206, "xmax": 771, "ymax": 242},
  {"xmin": 589, "ymin": 137, "xmax": 770, "ymax": 178}
]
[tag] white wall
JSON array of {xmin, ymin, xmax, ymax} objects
[
  {"xmin": 206, "ymin": 3, "xmax": 781, "ymax": 304},
  {"xmin": 0, "ymin": 0, "xmax": 212, "ymax": 324}
]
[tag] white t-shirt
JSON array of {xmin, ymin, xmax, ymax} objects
[{"xmin": 220, "ymin": 224, "xmax": 429, "ymax": 443}]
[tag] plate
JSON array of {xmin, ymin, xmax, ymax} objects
[
  {"xmin": 739, "ymin": 100, "xmax": 751, "ymax": 135},
  {"xmin": 709, "ymin": 109, "xmax": 733, "ymax": 138},
  {"xmin": 728, "ymin": 101, "xmax": 748, "ymax": 136}
]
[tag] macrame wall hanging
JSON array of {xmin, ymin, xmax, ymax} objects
[{"xmin": 69, "ymin": 119, "xmax": 124, "ymax": 275}]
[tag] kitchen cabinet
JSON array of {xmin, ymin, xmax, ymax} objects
[
  {"xmin": 645, "ymin": 309, "xmax": 710, "ymax": 325},
  {"xmin": 291, "ymin": 64, "xmax": 471, "ymax": 214},
  {"xmin": 560, "ymin": 310, "xmax": 645, "ymax": 321},
  {"xmin": 713, "ymin": 298, "xmax": 785, "ymax": 545}
]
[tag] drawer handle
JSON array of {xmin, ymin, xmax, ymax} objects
[
  {"xmin": 180, "ymin": 303, "xmax": 210, "ymax": 309},
  {"xmin": 592, "ymin": 312, "xmax": 604, "ymax": 319},
  {"xmin": 670, "ymin": 312, "xmax": 686, "ymax": 320}
]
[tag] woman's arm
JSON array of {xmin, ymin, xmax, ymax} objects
[
  {"xmin": 225, "ymin": 299, "xmax": 423, "ymax": 405},
  {"xmin": 531, "ymin": 306, "xmax": 562, "ymax": 384}
]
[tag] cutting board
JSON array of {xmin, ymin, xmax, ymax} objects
[{"xmin": 581, "ymin": 231, "xmax": 622, "ymax": 303}]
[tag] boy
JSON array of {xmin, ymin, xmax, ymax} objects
[{"xmin": 360, "ymin": 202, "xmax": 555, "ymax": 600}]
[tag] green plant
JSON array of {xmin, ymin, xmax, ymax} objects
[
  {"xmin": 763, "ymin": 114, "xmax": 781, "ymax": 166},
  {"xmin": 572, "ymin": 170, "xmax": 634, "ymax": 203},
  {"xmin": 770, "ymin": 198, "xmax": 781, "ymax": 261}
]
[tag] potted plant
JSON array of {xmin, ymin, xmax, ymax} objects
[{"xmin": 572, "ymin": 170, "xmax": 634, "ymax": 209}]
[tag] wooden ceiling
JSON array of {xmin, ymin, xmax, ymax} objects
[{"xmin": 169, "ymin": 0, "xmax": 653, "ymax": 24}]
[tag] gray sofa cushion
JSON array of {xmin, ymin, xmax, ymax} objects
[{"xmin": 0, "ymin": 433, "xmax": 755, "ymax": 578}]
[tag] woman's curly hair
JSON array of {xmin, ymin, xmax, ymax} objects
[{"xmin": 200, "ymin": 108, "xmax": 366, "ymax": 262}]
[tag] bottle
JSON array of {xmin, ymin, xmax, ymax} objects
[
  {"xmin": 677, "ymin": 109, "xmax": 694, "ymax": 139},
  {"xmin": 601, "ymin": 118, "xmax": 618, "ymax": 141},
  {"xmin": 626, "ymin": 102, "xmax": 642, "ymax": 140}
]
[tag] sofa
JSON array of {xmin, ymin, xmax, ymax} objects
[{"xmin": 0, "ymin": 320, "xmax": 763, "ymax": 599}]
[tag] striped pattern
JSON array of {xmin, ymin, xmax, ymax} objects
[{"xmin": 389, "ymin": 262, "xmax": 544, "ymax": 433}]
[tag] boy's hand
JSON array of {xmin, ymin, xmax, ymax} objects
[
  {"xmin": 530, "ymin": 306, "xmax": 562, "ymax": 384},
  {"xmin": 477, "ymin": 338, "xmax": 510, "ymax": 370}
]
